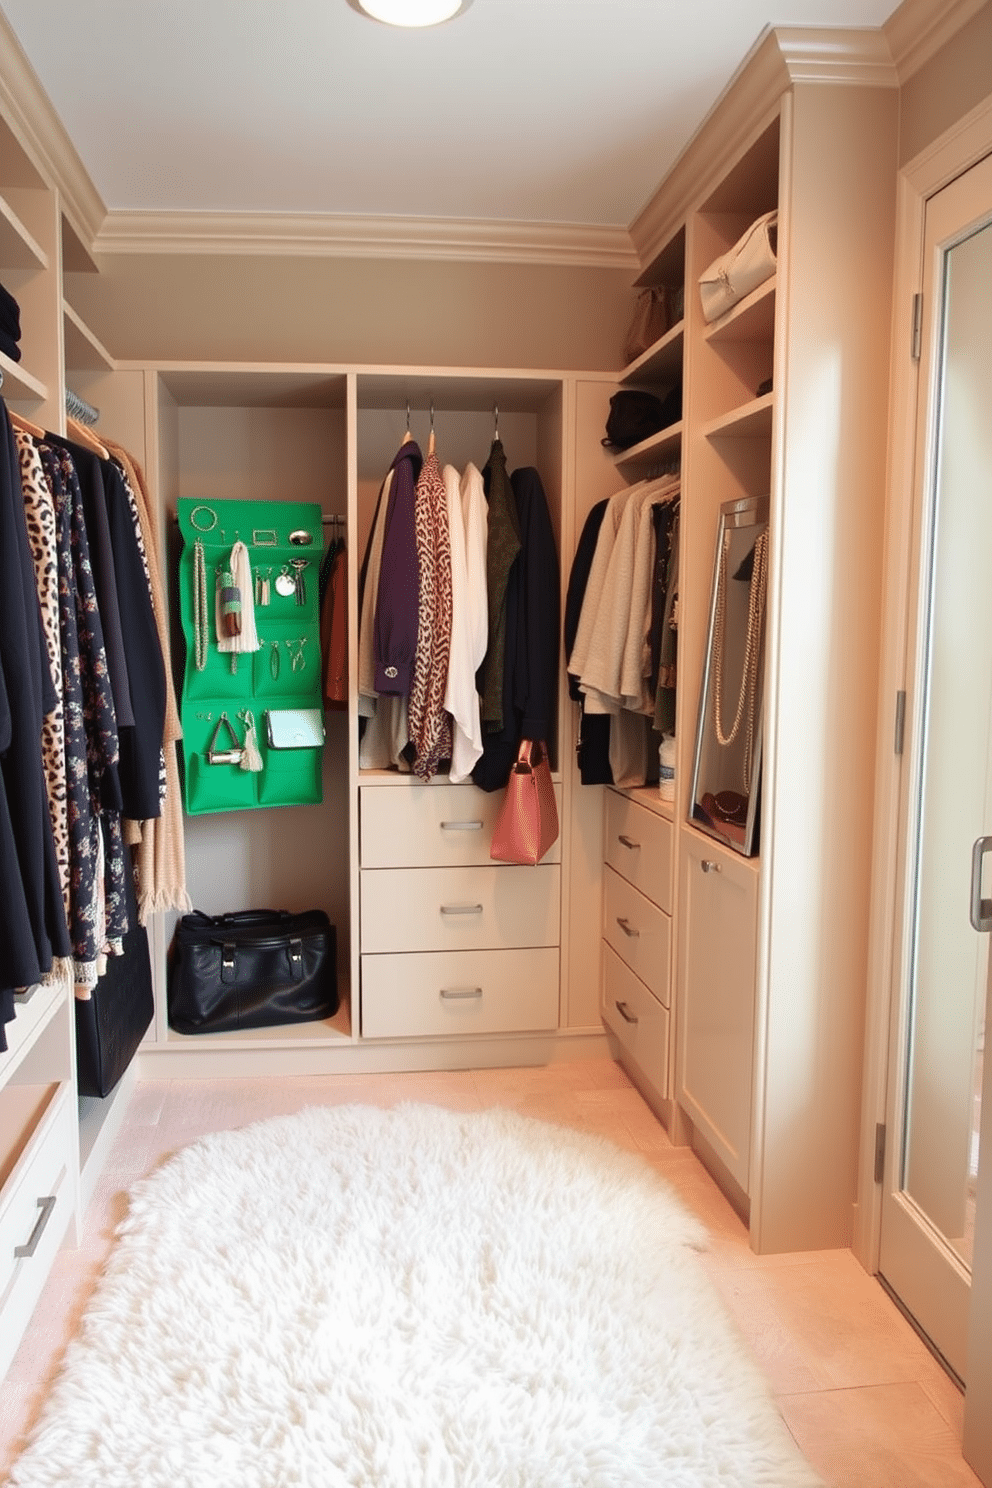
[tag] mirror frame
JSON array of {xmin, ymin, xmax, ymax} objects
[{"xmin": 689, "ymin": 493, "xmax": 770, "ymax": 857}]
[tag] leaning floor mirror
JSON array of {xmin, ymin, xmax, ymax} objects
[{"xmin": 689, "ymin": 494, "xmax": 769, "ymax": 857}]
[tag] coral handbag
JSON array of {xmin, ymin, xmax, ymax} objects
[{"xmin": 490, "ymin": 739, "xmax": 559, "ymax": 866}]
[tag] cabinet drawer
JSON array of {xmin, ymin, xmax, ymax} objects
[
  {"xmin": 602, "ymin": 944, "xmax": 669, "ymax": 1099},
  {"xmin": 361, "ymin": 865, "xmax": 560, "ymax": 953},
  {"xmin": 602, "ymin": 865, "xmax": 671, "ymax": 1007},
  {"xmin": 361, "ymin": 782, "xmax": 562, "ymax": 868},
  {"xmin": 604, "ymin": 790, "xmax": 673, "ymax": 912},
  {"xmin": 0, "ymin": 1081, "xmax": 77, "ymax": 1379},
  {"xmin": 361, "ymin": 947, "xmax": 559, "ymax": 1039}
]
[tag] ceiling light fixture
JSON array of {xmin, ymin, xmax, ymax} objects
[{"xmin": 349, "ymin": 0, "xmax": 471, "ymax": 26}]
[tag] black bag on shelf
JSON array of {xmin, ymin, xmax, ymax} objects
[
  {"xmin": 167, "ymin": 908, "xmax": 338, "ymax": 1035},
  {"xmin": 602, "ymin": 389, "xmax": 677, "ymax": 451},
  {"xmin": 76, "ymin": 868, "xmax": 154, "ymax": 1098}
]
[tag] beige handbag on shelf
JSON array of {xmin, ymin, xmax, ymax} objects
[
  {"xmin": 622, "ymin": 285, "xmax": 671, "ymax": 365},
  {"xmin": 699, "ymin": 210, "xmax": 778, "ymax": 324}
]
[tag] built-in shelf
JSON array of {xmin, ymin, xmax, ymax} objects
[
  {"xmin": 703, "ymin": 276, "xmax": 776, "ymax": 343},
  {"xmin": 621, "ymin": 319, "xmax": 685, "ymax": 385},
  {"xmin": 702, "ymin": 392, "xmax": 773, "ymax": 441},
  {"xmin": 0, "ymin": 348, "xmax": 47, "ymax": 403},
  {"xmin": 63, "ymin": 301, "xmax": 114, "ymax": 373},
  {"xmin": 161, "ymin": 991, "xmax": 353, "ymax": 1048},
  {"xmin": 683, "ymin": 817, "xmax": 761, "ymax": 873},
  {"xmin": 0, "ymin": 192, "xmax": 48, "ymax": 272},
  {"xmin": 614, "ymin": 418, "xmax": 683, "ymax": 470}
]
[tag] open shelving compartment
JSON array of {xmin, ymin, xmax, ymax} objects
[{"xmin": 150, "ymin": 364, "xmax": 355, "ymax": 1056}]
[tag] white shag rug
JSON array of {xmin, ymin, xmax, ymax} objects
[{"xmin": 10, "ymin": 1103, "xmax": 823, "ymax": 1488}]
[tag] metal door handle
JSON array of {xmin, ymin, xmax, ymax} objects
[
  {"xmin": 616, "ymin": 916, "xmax": 640, "ymax": 938},
  {"xmin": 615, "ymin": 1000, "xmax": 638, "ymax": 1024},
  {"xmin": 439, "ymin": 987, "xmax": 483, "ymax": 1000},
  {"xmin": 15, "ymin": 1195, "xmax": 57, "ymax": 1259},
  {"xmin": 440, "ymin": 903, "xmax": 484, "ymax": 916},
  {"xmin": 701, "ymin": 859, "xmax": 721, "ymax": 874},
  {"xmin": 971, "ymin": 836, "xmax": 992, "ymax": 931},
  {"xmin": 618, "ymin": 835, "xmax": 640, "ymax": 850},
  {"xmin": 440, "ymin": 820, "xmax": 483, "ymax": 831}
]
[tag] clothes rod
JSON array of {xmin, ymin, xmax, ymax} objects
[{"xmin": 66, "ymin": 387, "xmax": 100, "ymax": 426}]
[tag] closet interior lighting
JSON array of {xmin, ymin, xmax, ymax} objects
[{"xmin": 350, "ymin": 0, "xmax": 470, "ymax": 27}]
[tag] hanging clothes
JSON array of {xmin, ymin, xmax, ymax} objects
[
  {"xmin": 0, "ymin": 404, "xmax": 70, "ymax": 1047},
  {"xmin": 443, "ymin": 462, "xmax": 488, "ymax": 784},
  {"xmin": 101, "ymin": 436, "xmax": 191, "ymax": 924},
  {"xmin": 565, "ymin": 499, "xmax": 613, "ymax": 786},
  {"xmin": 478, "ymin": 438, "xmax": 521, "ymax": 732},
  {"xmin": 38, "ymin": 439, "xmax": 129, "ymax": 985},
  {"xmin": 568, "ymin": 472, "xmax": 680, "ymax": 789},
  {"xmin": 357, "ymin": 448, "xmax": 414, "ymax": 772},
  {"xmin": 373, "ymin": 438, "xmax": 423, "ymax": 697},
  {"xmin": 15, "ymin": 429, "xmax": 72, "ymax": 942},
  {"xmin": 472, "ymin": 463, "xmax": 559, "ymax": 793},
  {"xmin": 407, "ymin": 448, "xmax": 453, "ymax": 781}
]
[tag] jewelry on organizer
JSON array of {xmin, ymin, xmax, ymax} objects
[
  {"xmin": 205, "ymin": 712, "xmax": 243, "ymax": 766},
  {"xmin": 252, "ymin": 528, "xmax": 277, "ymax": 547},
  {"xmin": 238, "ymin": 709, "xmax": 264, "ymax": 772},
  {"xmin": 711, "ymin": 527, "xmax": 768, "ymax": 792},
  {"xmin": 275, "ymin": 565, "xmax": 297, "ymax": 598},
  {"xmin": 285, "ymin": 636, "xmax": 308, "ymax": 673},
  {"xmin": 193, "ymin": 539, "xmax": 209, "ymax": 671},
  {"xmin": 270, "ymin": 640, "xmax": 281, "ymax": 681},
  {"xmin": 290, "ymin": 558, "xmax": 309, "ymax": 606},
  {"xmin": 289, "ymin": 528, "xmax": 314, "ymax": 546},
  {"xmin": 189, "ymin": 504, "xmax": 218, "ymax": 533}
]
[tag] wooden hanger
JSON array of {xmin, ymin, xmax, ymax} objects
[
  {"xmin": 66, "ymin": 415, "xmax": 109, "ymax": 459},
  {"xmin": 8, "ymin": 409, "xmax": 45, "ymax": 439}
]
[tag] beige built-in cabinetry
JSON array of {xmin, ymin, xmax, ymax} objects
[
  {"xmin": 603, "ymin": 34, "xmax": 900, "ymax": 1252},
  {"xmin": 0, "ymin": 13, "xmax": 919, "ymax": 1382}
]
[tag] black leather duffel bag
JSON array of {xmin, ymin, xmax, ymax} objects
[{"xmin": 167, "ymin": 908, "xmax": 337, "ymax": 1034}]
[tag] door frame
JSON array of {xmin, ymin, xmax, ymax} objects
[{"xmin": 857, "ymin": 91, "xmax": 992, "ymax": 1280}]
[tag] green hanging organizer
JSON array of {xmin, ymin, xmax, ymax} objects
[{"xmin": 176, "ymin": 497, "xmax": 326, "ymax": 814}]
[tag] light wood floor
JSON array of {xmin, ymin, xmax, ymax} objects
[{"xmin": 0, "ymin": 1059, "xmax": 982, "ymax": 1487}]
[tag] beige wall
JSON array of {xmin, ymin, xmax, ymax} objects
[
  {"xmin": 65, "ymin": 252, "xmax": 635, "ymax": 371},
  {"xmin": 898, "ymin": 2, "xmax": 992, "ymax": 165}
]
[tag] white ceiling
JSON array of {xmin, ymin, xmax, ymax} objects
[{"xmin": 0, "ymin": 0, "xmax": 896, "ymax": 229}]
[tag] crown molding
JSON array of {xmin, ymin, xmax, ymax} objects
[
  {"xmin": 883, "ymin": 0, "xmax": 989, "ymax": 84},
  {"xmin": 774, "ymin": 25, "xmax": 898, "ymax": 87},
  {"xmin": 0, "ymin": 8, "xmax": 105, "ymax": 255},
  {"xmin": 94, "ymin": 210, "xmax": 638, "ymax": 269},
  {"xmin": 628, "ymin": 25, "xmax": 899, "ymax": 272}
]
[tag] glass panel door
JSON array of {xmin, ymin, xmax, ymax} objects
[{"xmin": 879, "ymin": 154, "xmax": 992, "ymax": 1386}]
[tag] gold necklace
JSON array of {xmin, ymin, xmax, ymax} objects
[
  {"xmin": 712, "ymin": 528, "xmax": 768, "ymax": 790},
  {"xmin": 193, "ymin": 539, "xmax": 209, "ymax": 672}
]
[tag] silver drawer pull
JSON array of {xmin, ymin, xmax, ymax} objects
[
  {"xmin": 440, "ymin": 820, "xmax": 484, "ymax": 831},
  {"xmin": 618, "ymin": 834, "xmax": 640, "ymax": 850},
  {"xmin": 439, "ymin": 987, "xmax": 484, "ymax": 1001},
  {"xmin": 440, "ymin": 903, "xmax": 484, "ymax": 915},
  {"xmin": 15, "ymin": 1195, "xmax": 57, "ymax": 1259},
  {"xmin": 616, "ymin": 916, "xmax": 640, "ymax": 938},
  {"xmin": 701, "ymin": 860, "xmax": 721, "ymax": 874},
  {"xmin": 615, "ymin": 1000, "xmax": 638, "ymax": 1025}
]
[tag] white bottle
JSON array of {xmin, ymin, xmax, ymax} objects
[{"xmin": 658, "ymin": 734, "xmax": 675, "ymax": 802}]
